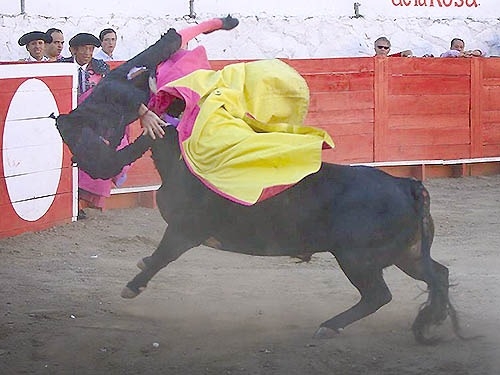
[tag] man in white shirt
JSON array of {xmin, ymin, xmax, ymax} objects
[
  {"xmin": 18, "ymin": 31, "xmax": 52, "ymax": 62},
  {"xmin": 93, "ymin": 28, "xmax": 118, "ymax": 61}
]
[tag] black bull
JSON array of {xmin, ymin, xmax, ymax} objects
[
  {"xmin": 54, "ymin": 28, "xmax": 462, "ymax": 344},
  {"xmin": 121, "ymin": 126, "xmax": 462, "ymax": 344}
]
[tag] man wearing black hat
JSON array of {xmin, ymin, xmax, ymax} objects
[
  {"xmin": 60, "ymin": 33, "xmax": 112, "ymax": 218},
  {"xmin": 61, "ymin": 32, "xmax": 110, "ymax": 98},
  {"xmin": 18, "ymin": 31, "xmax": 52, "ymax": 62}
]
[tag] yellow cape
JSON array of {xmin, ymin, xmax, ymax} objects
[{"xmin": 167, "ymin": 59, "xmax": 334, "ymax": 205}]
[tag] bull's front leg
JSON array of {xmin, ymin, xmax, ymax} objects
[{"xmin": 121, "ymin": 224, "xmax": 203, "ymax": 298}]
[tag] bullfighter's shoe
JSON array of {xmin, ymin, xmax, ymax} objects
[{"xmin": 203, "ymin": 15, "xmax": 239, "ymax": 34}]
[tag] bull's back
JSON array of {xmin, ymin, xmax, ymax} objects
[{"xmin": 200, "ymin": 163, "xmax": 423, "ymax": 256}]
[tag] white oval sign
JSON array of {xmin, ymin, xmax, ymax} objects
[{"xmin": 3, "ymin": 78, "xmax": 62, "ymax": 221}]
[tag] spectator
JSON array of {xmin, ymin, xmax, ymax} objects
[
  {"xmin": 440, "ymin": 38, "xmax": 483, "ymax": 58},
  {"xmin": 374, "ymin": 37, "xmax": 391, "ymax": 56},
  {"xmin": 440, "ymin": 38, "xmax": 465, "ymax": 57},
  {"xmin": 61, "ymin": 33, "xmax": 109, "ymax": 97},
  {"xmin": 94, "ymin": 28, "xmax": 118, "ymax": 61},
  {"xmin": 18, "ymin": 31, "xmax": 52, "ymax": 62},
  {"xmin": 45, "ymin": 28, "xmax": 65, "ymax": 61},
  {"xmin": 61, "ymin": 33, "xmax": 125, "ymax": 218},
  {"xmin": 374, "ymin": 36, "xmax": 412, "ymax": 57}
]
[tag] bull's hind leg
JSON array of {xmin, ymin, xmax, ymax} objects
[
  {"xmin": 395, "ymin": 252, "xmax": 460, "ymax": 344},
  {"xmin": 315, "ymin": 250, "xmax": 392, "ymax": 338},
  {"xmin": 396, "ymin": 255, "xmax": 450, "ymax": 317},
  {"xmin": 121, "ymin": 225, "xmax": 202, "ymax": 298}
]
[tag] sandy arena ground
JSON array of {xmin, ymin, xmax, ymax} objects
[{"xmin": 1, "ymin": 174, "xmax": 500, "ymax": 374}]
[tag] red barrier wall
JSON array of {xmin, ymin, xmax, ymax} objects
[
  {"xmin": 0, "ymin": 63, "xmax": 77, "ymax": 238},
  {"xmin": 2, "ymin": 58, "xmax": 500, "ymax": 236},
  {"xmin": 116, "ymin": 57, "xmax": 500, "ymax": 198}
]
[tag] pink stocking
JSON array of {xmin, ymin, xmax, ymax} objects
[{"xmin": 178, "ymin": 19, "xmax": 223, "ymax": 48}]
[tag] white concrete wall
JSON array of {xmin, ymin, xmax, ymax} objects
[
  {"xmin": 1, "ymin": 0, "xmax": 499, "ymax": 61},
  {"xmin": 2, "ymin": 0, "xmax": 496, "ymax": 19}
]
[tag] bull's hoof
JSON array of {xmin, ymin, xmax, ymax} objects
[
  {"xmin": 120, "ymin": 286, "xmax": 146, "ymax": 299},
  {"xmin": 313, "ymin": 326, "xmax": 341, "ymax": 339}
]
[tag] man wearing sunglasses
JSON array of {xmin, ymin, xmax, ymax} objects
[
  {"xmin": 374, "ymin": 36, "xmax": 391, "ymax": 56},
  {"xmin": 374, "ymin": 36, "xmax": 412, "ymax": 57}
]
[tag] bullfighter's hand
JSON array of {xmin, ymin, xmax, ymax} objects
[{"xmin": 139, "ymin": 105, "xmax": 166, "ymax": 139}]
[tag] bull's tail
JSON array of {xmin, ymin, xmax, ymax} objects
[{"xmin": 409, "ymin": 180, "xmax": 462, "ymax": 344}]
